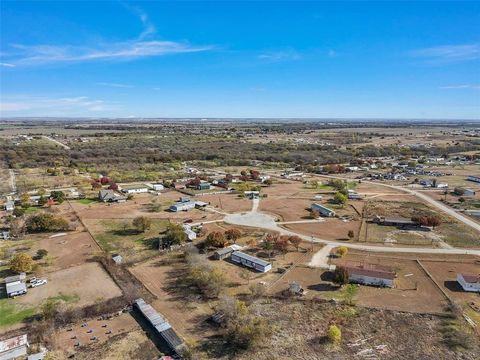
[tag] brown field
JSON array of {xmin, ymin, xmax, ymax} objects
[
  {"xmin": 70, "ymin": 192, "xmax": 222, "ymax": 223},
  {"xmin": 29, "ymin": 232, "xmax": 100, "ymax": 271},
  {"xmin": 53, "ymin": 312, "xmax": 141, "ymax": 355},
  {"xmin": 421, "ymin": 260, "xmax": 480, "ymax": 304},
  {"xmin": 17, "ymin": 262, "xmax": 122, "ymax": 307},
  {"xmin": 284, "ymin": 219, "xmax": 361, "ymax": 241},
  {"xmin": 259, "ymin": 196, "xmax": 312, "ymax": 221},
  {"xmin": 198, "ymin": 193, "xmax": 252, "ymax": 213},
  {"xmin": 129, "ymin": 256, "xmax": 215, "ymax": 342}
]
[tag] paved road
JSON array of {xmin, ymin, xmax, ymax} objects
[
  {"xmin": 307, "ymin": 173, "xmax": 480, "ymax": 234},
  {"xmin": 222, "ymin": 196, "xmax": 480, "ymax": 257}
]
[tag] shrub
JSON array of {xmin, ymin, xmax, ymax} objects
[
  {"xmin": 26, "ymin": 213, "xmax": 69, "ymax": 232},
  {"xmin": 10, "ymin": 253, "xmax": 33, "ymax": 273},
  {"xmin": 327, "ymin": 324, "xmax": 341, "ymax": 344}
]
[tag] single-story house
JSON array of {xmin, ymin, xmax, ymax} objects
[
  {"xmin": 0, "ymin": 334, "xmax": 29, "ymax": 360},
  {"xmin": 182, "ymin": 225, "xmax": 197, "ymax": 241},
  {"xmin": 231, "ymin": 251, "xmax": 271, "ymax": 272},
  {"xmin": 345, "ymin": 265, "xmax": 396, "ymax": 288},
  {"xmin": 98, "ymin": 190, "xmax": 127, "ymax": 203},
  {"xmin": 5, "ymin": 274, "xmax": 27, "ymax": 298},
  {"xmin": 121, "ymin": 186, "xmax": 149, "ymax": 194},
  {"xmin": 169, "ymin": 201, "xmax": 196, "ymax": 212},
  {"xmin": 454, "ymin": 187, "xmax": 476, "ymax": 197},
  {"xmin": 372, "ymin": 216, "xmax": 417, "ymax": 228},
  {"xmin": 467, "ymin": 175, "xmax": 480, "ymax": 184},
  {"xmin": 456, "ymin": 273, "xmax": 480, "ymax": 293},
  {"xmin": 311, "ymin": 203, "xmax": 336, "ymax": 217},
  {"xmin": 132, "ymin": 299, "xmax": 184, "ymax": 356},
  {"xmin": 150, "ymin": 183, "xmax": 165, "ymax": 191}
]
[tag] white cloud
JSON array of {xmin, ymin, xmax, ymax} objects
[
  {"xmin": 0, "ymin": 95, "xmax": 115, "ymax": 114},
  {"xmin": 0, "ymin": 62, "xmax": 16, "ymax": 67},
  {"xmin": 440, "ymin": 84, "xmax": 480, "ymax": 90},
  {"xmin": 409, "ymin": 44, "xmax": 480, "ymax": 63},
  {"xmin": 1, "ymin": 6, "xmax": 211, "ymax": 66},
  {"xmin": 258, "ymin": 49, "xmax": 301, "ymax": 62},
  {"xmin": 96, "ymin": 82, "xmax": 133, "ymax": 88}
]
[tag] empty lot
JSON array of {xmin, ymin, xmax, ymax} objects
[{"xmin": 17, "ymin": 262, "xmax": 122, "ymax": 307}]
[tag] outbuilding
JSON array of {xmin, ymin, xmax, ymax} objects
[
  {"xmin": 150, "ymin": 183, "xmax": 165, "ymax": 191},
  {"xmin": 4, "ymin": 274, "xmax": 27, "ymax": 298},
  {"xmin": 311, "ymin": 203, "xmax": 336, "ymax": 217},
  {"xmin": 213, "ymin": 247, "xmax": 235, "ymax": 260},
  {"xmin": 132, "ymin": 299, "xmax": 184, "ymax": 356},
  {"xmin": 467, "ymin": 175, "xmax": 480, "ymax": 184},
  {"xmin": 230, "ymin": 251, "xmax": 271, "ymax": 272},
  {"xmin": 457, "ymin": 273, "xmax": 480, "ymax": 293}
]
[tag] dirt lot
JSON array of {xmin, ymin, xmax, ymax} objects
[
  {"xmin": 129, "ymin": 256, "xmax": 215, "ymax": 342},
  {"xmin": 198, "ymin": 193, "xmax": 252, "ymax": 213},
  {"xmin": 259, "ymin": 196, "xmax": 313, "ymax": 221},
  {"xmin": 271, "ymin": 249, "xmax": 450, "ymax": 314},
  {"xmin": 421, "ymin": 260, "xmax": 480, "ymax": 304},
  {"xmin": 54, "ymin": 312, "xmax": 139, "ymax": 353},
  {"xmin": 29, "ymin": 232, "xmax": 100, "ymax": 270},
  {"xmin": 17, "ymin": 262, "xmax": 122, "ymax": 307},
  {"xmin": 71, "ymin": 193, "xmax": 222, "ymax": 223},
  {"xmin": 284, "ymin": 219, "xmax": 361, "ymax": 241}
]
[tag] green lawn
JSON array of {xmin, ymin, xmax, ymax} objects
[
  {"xmin": 77, "ymin": 198, "xmax": 97, "ymax": 205},
  {"xmin": 0, "ymin": 299, "xmax": 36, "ymax": 327},
  {"xmin": 93, "ymin": 218, "xmax": 170, "ymax": 254}
]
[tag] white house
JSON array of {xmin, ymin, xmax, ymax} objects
[
  {"xmin": 182, "ymin": 225, "xmax": 197, "ymax": 241},
  {"xmin": 0, "ymin": 334, "xmax": 29, "ymax": 360},
  {"xmin": 121, "ymin": 186, "xmax": 149, "ymax": 194},
  {"xmin": 456, "ymin": 273, "xmax": 480, "ymax": 293},
  {"xmin": 150, "ymin": 183, "xmax": 165, "ymax": 191},
  {"xmin": 169, "ymin": 201, "xmax": 196, "ymax": 212},
  {"xmin": 231, "ymin": 251, "xmax": 271, "ymax": 272},
  {"xmin": 345, "ymin": 265, "xmax": 395, "ymax": 288}
]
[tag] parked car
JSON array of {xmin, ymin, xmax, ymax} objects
[
  {"xmin": 28, "ymin": 277, "xmax": 37, "ymax": 283},
  {"xmin": 31, "ymin": 279, "xmax": 48, "ymax": 287}
]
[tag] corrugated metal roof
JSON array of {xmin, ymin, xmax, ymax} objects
[
  {"xmin": 345, "ymin": 265, "xmax": 396, "ymax": 280},
  {"xmin": 232, "ymin": 251, "xmax": 271, "ymax": 267},
  {"xmin": 0, "ymin": 334, "xmax": 28, "ymax": 353},
  {"xmin": 460, "ymin": 273, "xmax": 480, "ymax": 284}
]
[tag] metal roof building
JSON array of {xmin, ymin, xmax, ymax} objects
[
  {"xmin": 231, "ymin": 251, "xmax": 272, "ymax": 272},
  {"xmin": 0, "ymin": 334, "xmax": 29, "ymax": 360},
  {"xmin": 133, "ymin": 299, "xmax": 184, "ymax": 356}
]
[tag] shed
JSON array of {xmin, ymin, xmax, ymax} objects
[
  {"xmin": 111, "ymin": 254, "xmax": 122, "ymax": 265},
  {"xmin": 230, "ymin": 251, "xmax": 272, "ymax": 272},
  {"xmin": 213, "ymin": 247, "xmax": 235, "ymax": 260},
  {"xmin": 150, "ymin": 183, "xmax": 165, "ymax": 191}
]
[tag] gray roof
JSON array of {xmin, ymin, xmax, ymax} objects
[
  {"xmin": 215, "ymin": 247, "xmax": 235, "ymax": 256},
  {"xmin": 4, "ymin": 273, "xmax": 26, "ymax": 283},
  {"xmin": 232, "ymin": 251, "xmax": 271, "ymax": 267},
  {"xmin": 133, "ymin": 298, "xmax": 183, "ymax": 351},
  {"xmin": 6, "ymin": 281, "xmax": 27, "ymax": 295}
]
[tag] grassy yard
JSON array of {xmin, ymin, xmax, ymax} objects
[
  {"xmin": 0, "ymin": 299, "xmax": 36, "ymax": 327},
  {"xmin": 76, "ymin": 198, "xmax": 97, "ymax": 205},
  {"xmin": 437, "ymin": 223, "xmax": 480, "ymax": 248},
  {"xmin": 92, "ymin": 218, "xmax": 170, "ymax": 257}
]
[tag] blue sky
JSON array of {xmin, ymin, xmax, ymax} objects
[{"xmin": 0, "ymin": 1, "xmax": 479, "ymax": 119}]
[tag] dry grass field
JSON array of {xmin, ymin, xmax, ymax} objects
[{"xmin": 17, "ymin": 262, "xmax": 122, "ymax": 308}]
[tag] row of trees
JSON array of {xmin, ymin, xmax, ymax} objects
[
  {"xmin": 185, "ymin": 248, "xmax": 226, "ymax": 298},
  {"xmin": 411, "ymin": 215, "xmax": 442, "ymax": 229},
  {"xmin": 205, "ymin": 229, "xmax": 242, "ymax": 248}
]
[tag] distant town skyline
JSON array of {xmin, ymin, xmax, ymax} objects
[{"xmin": 1, "ymin": 1, "xmax": 479, "ymax": 119}]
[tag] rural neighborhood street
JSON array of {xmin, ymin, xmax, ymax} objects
[{"xmin": 221, "ymin": 195, "xmax": 480, "ymax": 257}]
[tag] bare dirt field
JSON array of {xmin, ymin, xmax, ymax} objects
[
  {"xmin": 332, "ymin": 253, "xmax": 449, "ymax": 314},
  {"xmin": 129, "ymin": 256, "xmax": 215, "ymax": 342},
  {"xmin": 259, "ymin": 196, "xmax": 312, "ymax": 221},
  {"xmin": 17, "ymin": 262, "xmax": 122, "ymax": 307},
  {"xmin": 54, "ymin": 312, "xmax": 140, "ymax": 354},
  {"xmin": 284, "ymin": 219, "xmax": 361, "ymax": 241},
  {"xmin": 199, "ymin": 193, "xmax": 252, "ymax": 213},
  {"xmin": 421, "ymin": 260, "xmax": 480, "ymax": 304},
  {"xmin": 29, "ymin": 232, "xmax": 99, "ymax": 270}
]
